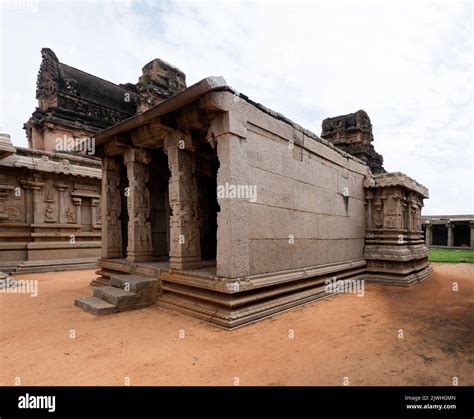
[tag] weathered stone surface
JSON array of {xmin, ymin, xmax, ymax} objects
[
  {"xmin": 93, "ymin": 286, "xmax": 140, "ymax": 307},
  {"xmin": 76, "ymin": 273, "xmax": 159, "ymax": 315},
  {"xmin": 111, "ymin": 275, "xmax": 159, "ymax": 293},
  {"xmin": 74, "ymin": 296, "xmax": 118, "ymax": 315}
]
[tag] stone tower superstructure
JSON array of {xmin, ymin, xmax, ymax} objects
[
  {"xmin": 321, "ymin": 109, "xmax": 385, "ymax": 173},
  {"xmin": 24, "ymin": 48, "xmax": 187, "ymax": 152}
]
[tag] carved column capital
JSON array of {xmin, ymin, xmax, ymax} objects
[
  {"xmin": 163, "ymin": 130, "xmax": 197, "ymax": 153},
  {"xmin": 123, "ymin": 147, "xmax": 151, "ymax": 165}
]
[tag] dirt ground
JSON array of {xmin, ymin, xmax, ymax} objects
[{"xmin": 1, "ymin": 263, "xmax": 473, "ymax": 386}]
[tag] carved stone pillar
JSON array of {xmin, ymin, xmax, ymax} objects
[
  {"xmin": 23, "ymin": 188, "xmax": 33, "ymax": 224},
  {"xmin": 409, "ymin": 205, "xmax": 415, "ymax": 231},
  {"xmin": 124, "ymin": 148, "xmax": 153, "ymax": 263},
  {"xmin": 33, "ymin": 188, "xmax": 43, "ymax": 223},
  {"xmin": 391, "ymin": 191, "xmax": 403, "ymax": 230},
  {"xmin": 102, "ymin": 157, "xmax": 122, "ymax": 259},
  {"xmin": 447, "ymin": 222, "xmax": 454, "ymax": 247},
  {"xmin": 164, "ymin": 131, "xmax": 202, "ymax": 270},
  {"xmin": 425, "ymin": 224, "xmax": 432, "ymax": 246}
]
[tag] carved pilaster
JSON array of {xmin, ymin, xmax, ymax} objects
[
  {"xmin": 72, "ymin": 197, "xmax": 82, "ymax": 225},
  {"xmin": 91, "ymin": 198, "xmax": 101, "ymax": 227},
  {"xmin": 54, "ymin": 182, "xmax": 68, "ymax": 224},
  {"xmin": 124, "ymin": 148, "xmax": 153, "ymax": 263},
  {"xmin": 20, "ymin": 175, "xmax": 45, "ymax": 224},
  {"xmin": 365, "ymin": 191, "xmax": 373, "ymax": 229}
]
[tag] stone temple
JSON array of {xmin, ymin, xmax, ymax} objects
[
  {"xmin": 0, "ymin": 48, "xmax": 185, "ymax": 273},
  {"xmin": 0, "ymin": 49, "xmax": 433, "ymax": 328}
]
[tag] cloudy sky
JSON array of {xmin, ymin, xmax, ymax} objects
[{"xmin": 0, "ymin": 0, "xmax": 472, "ymax": 214}]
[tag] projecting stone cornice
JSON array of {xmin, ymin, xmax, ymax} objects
[
  {"xmin": 364, "ymin": 171, "xmax": 429, "ymax": 198},
  {"xmin": 0, "ymin": 148, "xmax": 101, "ymax": 179}
]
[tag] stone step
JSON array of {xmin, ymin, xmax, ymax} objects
[
  {"xmin": 93, "ymin": 286, "xmax": 140, "ymax": 307},
  {"xmin": 110, "ymin": 275, "xmax": 159, "ymax": 294},
  {"xmin": 74, "ymin": 296, "xmax": 118, "ymax": 315},
  {"xmin": 90, "ymin": 276, "xmax": 111, "ymax": 287}
]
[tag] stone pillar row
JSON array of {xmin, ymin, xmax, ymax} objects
[
  {"xmin": 102, "ymin": 138, "xmax": 205, "ymax": 268},
  {"xmin": 101, "ymin": 110, "xmax": 251, "ymax": 276}
]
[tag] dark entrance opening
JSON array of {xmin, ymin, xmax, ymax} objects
[
  {"xmin": 148, "ymin": 148, "xmax": 171, "ymax": 260},
  {"xmin": 118, "ymin": 158, "xmax": 129, "ymax": 258},
  {"xmin": 196, "ymin": 140, "xmax": 219, "ymax": 261},
  {"xmin": 453, "ymin": 222, "xmax": 470, "ymax": 247},
  {"xmin": 432, "ymin": 224, "xmax": 447, "ymax": 246}
]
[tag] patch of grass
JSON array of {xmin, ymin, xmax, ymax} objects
[{"xmin": 428, "ymin": 248, "xmax": 474, "ymax": 263}]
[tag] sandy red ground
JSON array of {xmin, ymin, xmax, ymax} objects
[{"xmin": 0, "ymin": 263, "xmax": 473, "ymax": 386}]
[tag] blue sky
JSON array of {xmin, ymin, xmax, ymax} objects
[{"xmin": 0, "ymin": 0, "xmax": 472, "ymax": 214}]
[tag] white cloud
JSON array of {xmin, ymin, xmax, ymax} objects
[{"xmin": 0, "ymin": 0, "xmax": 472, "ymax": 214}]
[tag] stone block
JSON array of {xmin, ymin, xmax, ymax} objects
[
  {"xmin": 93, "ymin": 286, "xmax": 140, "ymax": 307},
  {"xmin": 74, "ymin": 297, "xmax": 118, "ymax": 315}
]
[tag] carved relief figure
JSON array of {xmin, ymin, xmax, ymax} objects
[
  {"xmin": 45, "ymin": 205, "xmax": 55, "ymax": 222},
  {"xmin": 44, "ymin": 189, "xmax": 55, "ymax": 202},
  {"xmin": 7, "ymin": 205, "xmax": 23, "ymax": 222},
  {"xmin": 66, "ymin": 207, "xmax": 76, "ymax": 223},
  {"xmin": 110, "ymin": 227, "xmax": 121, "ymax": 247}
]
